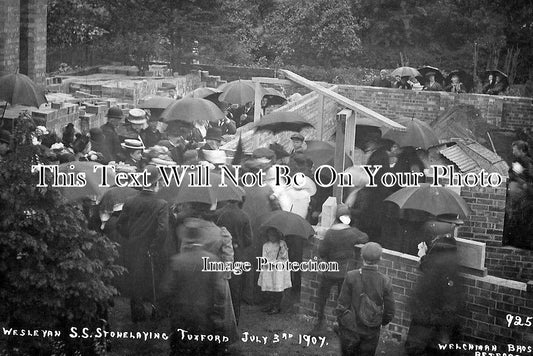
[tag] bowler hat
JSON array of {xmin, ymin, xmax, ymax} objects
[
  {"xmin": 121, "ymin": 139, "xmax": 145, "ymax": 150},
  {"xmin": 205, "ymin": 127, "xmax": 222, "ymax": 141},
  {"xmin": 107, "ymin": 107, "xmax": 124, "ymax": 119},
  {"xmin": 290, "ymin": 133, "xmax": 304, "ymax": 141},
  {"xmin": 127, "ymin": 108, "xmax": 147, "ymax": 125},
  {"xmin": 361, "ymin": 242, "xmax": 383, "ymax": 263}
]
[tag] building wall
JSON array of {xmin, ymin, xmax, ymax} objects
[
  {"xmin": 459, "ymin": 184, "xmax": 533, "ymax": 282},
  {"xmin": 336, "ymin": 85, "xmax": 533, "ymax": 130},
  {"xmin": 19, "ymin": 0, "xmax": 47, "ymax": 85},
  {"xmin": 300, "ymin": 238, "xmax": 533, "ymax": 347},
  {"xmin": 0, "ymin": 0, "xmax": 20, "ymax": 75}
]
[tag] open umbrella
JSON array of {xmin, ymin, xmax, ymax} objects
[
  {"xmin": 259, "ymin": 210, "xmax": 315, "ymax": 239},
  {"xmin": 185, "ymin": 87, "xmax": 222, "ymax": 100},
  {"xmin": 219, "ymin": 80, "xmax": 265, "ymax": 106},
  {"xmin": 446, "ymin": 70, "xmax": 474, "ymax": 93},
  {"xmin": 384, "ymin": 183, "xmax": 471, "ymax": 217},
  {"xmin": 391, "ymin": 67, "xmax": 421, "ymax": 78},
  {"xmin": 417, "ymin": 66, "xmax": 444, "ymax": 85},
  {"xmin": 0, "ymin": 72, "xmax": 47, "ymax": 108},
  {"xmin": 382, "ymin": 117, "xmax": 439, "ymax": 149},
  {"xmin": 160, "ymin": 97, "xmax": 224, "ymax": 123},
  {"xmin": 263, "ymin": 88, "xmax": 287, "ymax": 106},
  {"xmin": 58, "ymin": 161, "xmax": 115, "ymax": 202},
  {"xmin": 252, "ymin": 112, "xmax": 315, "ymax": 134},
  {"xmin": 138, "ymin": 96, "xmax": 175, "ymax": 110},
  {"xmin": 484, "ymin": 69, "xmax": 509, "ymax": 91}
]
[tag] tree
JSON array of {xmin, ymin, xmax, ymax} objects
[
  {"xmin": 263, "ymin": 0, "xmax": 364, "ymax": 67},
  {"xmin": 0, "ymin": 116, "xmax": 123, "ymax": 355}
]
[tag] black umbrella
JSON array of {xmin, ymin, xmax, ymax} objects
[
  {"xmin": 252, "ymin": 112, "xmax": 314, "ymax": 134},
  {"xmin": 160, "ymin": 97, "xmax": 224, "ymax": 123},
  {"xmin": 484, "ymin": 69, "xmax": 509, "ymax": 90},
  {"xmin": 0, "ymin": 73, "xmax": 47, "ymax": 121},
  {"xmin": 259, "ymin": 210, "xmax": 315, "ymax": 239},
  {"xmin": 417, "ymin": 66, "xmax": 444, "ymax": 85},
  {"xmin": 446, "ymin": 70, "xmax": 474, "ymax": 93}
]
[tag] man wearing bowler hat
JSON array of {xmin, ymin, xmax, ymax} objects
[
  {"xmin": 336, "ymin": 242, "xmax": 395, "ymax": 356},
  {"xmin": 101, "ymin": 106, "xmax": 125, "ymax": 161},
  {"xmin": 117, "ymin": 165, "xmax": 170, "ymax": 322}
]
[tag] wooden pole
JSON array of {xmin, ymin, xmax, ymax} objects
[
  {"xmin": 333, "ymin": 115, "xmax": 345, "ymax": 203},
  {"xmin": 253, "ymin": 81, "xmax": 262, "ymax": 149},
  {"xmin": 318, "ymin": 94, "xmax": 324, "ymax": 140}
]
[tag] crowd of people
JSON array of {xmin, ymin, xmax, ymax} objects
[
  {"xmin": 1, "ymin": 80, "xmax": 529, "ymax": 355},
  {"xmin": 371, "ymin": 68, "xmax": 508, "ymax": 95}
]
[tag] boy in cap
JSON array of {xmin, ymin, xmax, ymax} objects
[
  {"xmin": 290, "ymin": 133, "xmax": 306, "ymax": 155},
  {"xmin": 336, "ymin": 242, "xmax": 395, "ymax": 356}
]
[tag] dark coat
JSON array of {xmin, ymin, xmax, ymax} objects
[
  {"xmin": 160, "ymin": 247, "xmax": 227, "ymax": 335},
  {"xmin": 140, "ymin": 128, "xmax": 162, "ymax": 148},
  {"xmin": 371, "ymin": 78, "xmax": 392, "ymax": 88},
  {"xmin": 117, "ymin": 190, "xmax": 169, "ymax": 300},
  {"xmin": 100, "ymin": 122, "xmax": 123, "ymax": 161},
  {"xmin": 318, "ymin": 224, "xmax": 369, "ymax": 278},
  {"xmin": 423, "ymin": 82, "xmax": 444, "ymax": 91},
  {"xmin": 444, "ymin": 83, "xmax": 466, "ymax": 93},
  {"xmin": 215, "ymin": 204, "xmax": 252, "ymax": 262},
  {"xmin": 336, "ymin": 265, "xmax": 395, "ymax": 336}
]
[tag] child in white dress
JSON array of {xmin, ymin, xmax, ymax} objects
[{"xmin": 257, "ymin": 228, "xmax": 292, "ymax": 314}]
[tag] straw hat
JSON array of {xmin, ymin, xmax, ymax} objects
[
  {"xmin": 121, "ymin": 139, "xmax": 145, "ymax": 150},
  {"xmin": 127, "ymin": 108, "xmax": 147, "ymax": 125}
]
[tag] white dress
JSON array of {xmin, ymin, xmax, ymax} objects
[{"xmin": 257, "ymin": 241, "xmax": 292, "ymax": 292}]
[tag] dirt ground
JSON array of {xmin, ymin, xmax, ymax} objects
[{"xmin": 107, "ymin": 295, "xmax": 405, "ymax": 356}]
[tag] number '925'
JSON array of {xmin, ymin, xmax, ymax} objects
[{"xmin": 506, "ymin": 314, "xmax": 532, "ymax": 328}]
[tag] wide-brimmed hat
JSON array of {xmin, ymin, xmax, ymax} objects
[
  {"xmin": 150, "ymin": 157, "xmax": 176, "ymax": 166},
  {"xmin": 252, "ymin": 147, "xmax": 276, "ymax": 160},
  {"xmin": 121, "ymin": 139, "xmax": 145, "ymax": 150},
  {"xmin": 205, "ymin": 127, "xmax": 222, "ymax": 141},
  {"xmin": 127, "ymin": 108, "xmax": 147, "ymax": 125},
  {"xmin": 203, "ymin": 149, "xmax": 227, "ymax": 164},
  {"xmin": 290, "ymin": 133, "xmax": 304, "ymax": 141},
  {"xmin": 144, "ymin": 145, "xmax": 170, "ymax": 159},
  {"xmin": 425, "ymin": 71, "xmax": 437, "ymax": 77},
  {"xmin": 107, "ymin": 107, "xmax": 124, "ymax": 119}
]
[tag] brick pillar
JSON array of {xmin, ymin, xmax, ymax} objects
[
  {"xmin": 0, "ymin": 0, "xmax": 20, "ymax": 76},
  {"xmin": 19, "ymin": 0, "xmax": 47, "ymax": 85}
]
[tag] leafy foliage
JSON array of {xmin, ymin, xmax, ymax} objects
[
  {"xmin": 263, "ymin": 0, "xmax": 364, "ymax": 67},
  {"xmin": 0, "ymin": 117, "xmax": 124, "ymax": 355}
]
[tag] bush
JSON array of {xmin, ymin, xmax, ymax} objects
[{"xmin": 0, "ymin": 117, "xmax": 124, "ymax": 355}]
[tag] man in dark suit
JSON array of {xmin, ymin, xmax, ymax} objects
[
  {"xmin": 117, "ymin": 165, "xmax": 170, "ymax": 322},
  {"xmin": 371, "ymin": 70, "xmax": 392, "ymax": 88},
  {"xmin": 100, "ymin": 106, "xmax": 125, "ymax": 161}
]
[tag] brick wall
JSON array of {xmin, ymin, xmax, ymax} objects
[
  {"xmin": 0, "ymin": 0, "xmax": 20, "ymax": 75},
  {"xmin": 19, "ymin": 0, "xmax": 47, "ymax": 85},
  {"xmin": 458, "ymin": 183, "xmax": 533, "ymax": 282},
  {"xmin": 336, "ymin": 85, "xmax": 533, "ymax": 130},
  {"xmin": 300, "ymin": 237, "xmax": 533, "ymax": 347}
]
